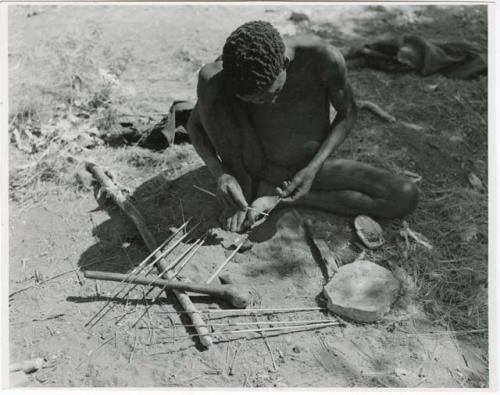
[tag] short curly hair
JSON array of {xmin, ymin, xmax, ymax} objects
[{"xmin": 222, "ymin": 21, "xmax": 285, "ymax": 96}]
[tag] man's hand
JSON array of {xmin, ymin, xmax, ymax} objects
[
  {"xmin": 280, "ymin": 167, "xmax": 317, "ymax": 203},
  {"xmin": 219, "ymin": 207, "xmax": 248, "ymax": 233},
  {"xmin": 216, "ymin": 174, "xmax": 248, "ymax": 210}
]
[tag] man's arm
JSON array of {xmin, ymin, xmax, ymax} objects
[
  {"xmin": 188, "ymin": 63, "xmax": 264, "ymax": 210},
  {"xmin": 282, "ymin": 45, "xmax": 357, "ymax": 202},
  {"xmin": 187, "ymin": 103, "xmax": 224, "ymax": 179},
  {"xmin": 308, "ymin": 48, "xmax": 357, "ymax": 171}
]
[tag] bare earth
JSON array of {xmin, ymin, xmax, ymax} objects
[{"xmin": 8, "ymin": 5, "xmax": 488, "ymax": 388}]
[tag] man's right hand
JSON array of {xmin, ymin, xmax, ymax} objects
[{"xmin": 216, "ymin": 174, "xmax": 248, "ymax": 210}]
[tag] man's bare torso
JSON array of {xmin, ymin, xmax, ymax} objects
[
  {"xmin": 198, "ymin": 35, "xmax": 341, "ymax": 185},
  {"xmin": 246, "ymin": 46, "xmax": 331, "ymax": 173}
]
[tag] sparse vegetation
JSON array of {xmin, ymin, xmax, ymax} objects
[{"xmin": 8, "ymin": 4, "xmax": 489, "ymax": 387}]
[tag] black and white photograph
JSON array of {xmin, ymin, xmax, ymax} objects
[{"xmin": 3, "ymin": 2, "xmax": 493, "ymax": 389}]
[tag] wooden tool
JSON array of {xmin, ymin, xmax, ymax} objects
[
  {"xmin": 303, "ymin": 219, "xmax": 339, "ymax": 279},
  {"xmin": 84, "ymin": 270, "xmax": 252, "ymax": 308},
  {"xmin": 85, "ymin": 162, "xmax": 213, "ymax": 347}
]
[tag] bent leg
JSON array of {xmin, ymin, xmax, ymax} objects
[{"xmin": 297, "ymin": 159, "xmax": 418, "ymax": 219}]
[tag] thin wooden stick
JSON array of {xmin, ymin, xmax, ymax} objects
[
  {"xmin": 148, "ymin": 319, "xmax": 337, "ymax": 329},
  {"xmin": 193, "ymin": 184, "xmax": 216, "ymax": 197},
  {"xmin": 156, "ymin": 306, "xmax": 326, "ymax": 314},
  {"xmin": 253, "ymin": 313, "xmax": 277, "ymax": 371},
  {"xmin": 193, "ymin": 184, "xmax": 268, "ymax": 217},
  {"xmin": 148, "ymin": 238, "xmax": 203, "ymax": 288},
  {"xmin": 10, "ymin": 265, "xmax": 88, "ymax": 297},
  {"xmin": 171, "ymin": 237, "xmax": 206, "ymax": 278},
  {"xmin": 84, "ymin": 224, "xmax": 188, "ymax": 327},
  {"xmin": 158, "ymin": 321, "xmax": 340, "ymax": 341},
  {"xmin": 85, "ymin": 225, "xmax": 197, "ymax": 329},
  {"xmin": 85, "ymin": 162, "xmax": 213, "ymax": 348},
  {"xmin": 91, "ymin": 227, "xmax": 200, "ymax": 328},
  {"xmin": 129, "ymin": 238, "xmax": 206, "ymax": 328},
  {"xmin": 357, "ymin": 100, "xmax": 397, "ymax": 123},
  {"xmin": 228, "ymin": 340, "xmax": 244, "ymax": 375},
  {"xmin": 206, "ymin": 236, "xmax": 248, "ymax": 284}
]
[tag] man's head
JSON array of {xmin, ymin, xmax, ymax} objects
[{"xmin": 222, "ymin": 21, "xmax": 288, "ymax": 104}]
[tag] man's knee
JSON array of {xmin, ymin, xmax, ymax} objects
[{"xmin": 388, "ymin": 180, "xmax": 419, "ymax": 218}]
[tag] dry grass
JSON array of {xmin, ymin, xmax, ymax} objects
[
  {"xmin": 8, "ymin": 5, "xmax": 489, "ymax": 352},
  {"xmin": 309, "ymin": 5, "xmax": 488, "ymax": 349}
]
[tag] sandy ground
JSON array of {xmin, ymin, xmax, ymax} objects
[{"xmin": 7, "ymin": 4, "xmax": 489, "ymax": 388}]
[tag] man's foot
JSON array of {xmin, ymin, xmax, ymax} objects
[{"xmin": 219, "ymin": 207, "xmax": 248, "ymax": 233}]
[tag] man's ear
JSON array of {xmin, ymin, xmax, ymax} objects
[{"xmin": 283, "ymin": 56, "xmax": 290, "ymax": 69}]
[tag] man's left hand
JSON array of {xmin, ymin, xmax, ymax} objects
[{"xmin": 280, "ymin": 167, "xmax": 317, "ymax": 202}]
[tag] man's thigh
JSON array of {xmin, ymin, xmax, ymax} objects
[{"xmin": 312, "ymin": 158, "xmax": 404, "ymax": 197}]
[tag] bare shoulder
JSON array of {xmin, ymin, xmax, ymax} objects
[
  {"xmin": 197, "ymin": 61, "xmax": 224, "ymax": 102},
  {"xmin": 286, "ymin": 34, "xmax": 346, "ymax": 81}
]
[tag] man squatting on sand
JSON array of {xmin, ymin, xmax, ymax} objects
[{"xmin": 187, "ymin": 21, "xmax": 418, "ymax": 232}]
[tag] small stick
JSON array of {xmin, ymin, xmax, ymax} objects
[
  {"xmin": 253, "ymin": 313, "xmax": 277, "ymax": 372},
  {"xmin": 129, "ymin": 238, "xmax": 206, "ymax": 328},
  {"xmin": 228, "ymin": 340, "xmax": 244, "ymax": 375},
  {"xmin": 142, "ymin": 318, "xmax": 337, "ymax": 329},
  {"xmin": 224, "ymin": 342, "xmax": 231, "ymax": 375},
  {"xmin": 9, "ymin": 256, "xmax": 121, "ymax": 298},
  {"xmin": 33, "ymin": 313, "xmax": 65, "ymax": 322},
  {"xmin": 171, "ymin": 237, "xmax": 206, "ymax": 278},
  {"xmin": 193, "ymin": 184, "xmax": 268, "ymax": 217},
  {"xmin": 128, "ymin": 329, "xmax": 138, "ymax": 364},
  {"xmin": 206, "ymin": 236, "xmax": 248, "ymax": 284},
  {"xmin": 193, "ymin": 184, "xmax": 216, "ymax": 197},
  {"xmin": 357, "ymin": 100, "xmax": 396, "ymax": 123},
  {"xmin": 159, "ymin": 322, "xmax": 340, "ymax": 341},
  {"xmin": 84, "ymin": 223, "xmax": 188, "ymax": 327},
  {"xmin": 156, "ymin": 306, "xmax": 326, "ymax": 314},
  {"xmin": 86, "ymin": 224, "xmax": 197, "ymax": 329},
  {"xmin": 148, "ymin": 237, "xmax": 204, "ymax": 288}
]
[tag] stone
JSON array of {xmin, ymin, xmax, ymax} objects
[{"xmin": 323, "ymin": 260, "xmax": 401, "ymax": 323}]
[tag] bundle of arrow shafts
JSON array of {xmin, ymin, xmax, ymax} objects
[
  {"xmin": 84, "ymin": 219, "xmax": 207, "ymax": 330},
  {"xmin": 144, "ymin": 307, "xmax": 341, "ymax": 343}
]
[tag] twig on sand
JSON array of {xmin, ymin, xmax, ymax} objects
[
  {"xmin": 159, "ymin": 318, "xmax": 336, "ymax": 329},
  {"xmin": 357, "ymin": 100, "xmax": 396, "ymax": 123},
  {"xmin": 9, "ymin": 257, "xmax": 108, "ymax": 298},
  {"xmin": 228, "ymin": 340, "xmax": 245, "ymax": 376},
  {"xmin": 128, "ymin": 328, "xmax": 138, "ymax": 364},
  {"xmin": 155, "ymin": 306, "xmax": 326, "ymax": 315},
  {"xmin": 171, "ymin": 374, "xmax": 206, "ymax": 386},
  {"xmin": 33, "ymin": 313, "xmax": 65, "ymax": 322},
  {"xmin": 253, "ymin": 313, "xmax": 278, "ymax": 372},
  {"xmin": 159, "ymin": 321, "xmax": 340, "ymax": 342},
  {"xmin": 206, "ymin": 236, "xmax": 248, "ymax": 284}
]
